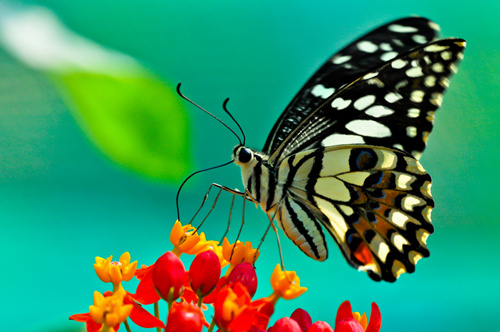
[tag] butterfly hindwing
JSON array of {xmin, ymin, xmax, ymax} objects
[
  {"xmin": 275, "ymin": 145, "xmax": 434, "ymax": 282},
  {"xmin": 269, "ymin": 38, "xmax": 465, "ymax": 163},
  {"xmin": 263, "ymin": 17, "xmax": 441, "ymax": 155}
]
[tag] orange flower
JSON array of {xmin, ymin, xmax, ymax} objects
[
  {"xmin": 269, "ymin": 264, "xmax": 307, "ymax": 300},
  {"xmin": 89, "ymin": 290, "xmax": 132, "ymax": 332},
  {"xmin": 214, "ymin": 282, "xmax": 268, "ymax": 332},
  {"xmin": 222, "ymin": 238, "xmax": 260, "ymax": 273},
  {"xmin": 94, "ymin": 252, "xmax": 137, "ymax": 291},
  {"xmin": 170, "ymin": 220, "xmax": 210, "ymax": 256}
]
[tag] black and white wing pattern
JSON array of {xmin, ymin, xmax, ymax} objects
[
  {"xmin": 269, "ymin": 37, "xmax": 466, "ymax": 164},
  {"xmin": 232, "ymin": 17, "xmax": 465, "ymax": 282},
  {"xmin": 275, "ymin": 145, "xmax": 434, "ymax": 282},
  {"xmin": 263, "ymin": 17, "xmax": 441, "ymax": 156}
]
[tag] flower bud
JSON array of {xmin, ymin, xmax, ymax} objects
[
  {"xmin": 269, "ymin": 317, "xmax": 302, "ymax": 332},
  {"xmin": 189, "ymin": 250, "xmax": 221, "ymax": 297},
  {"xmin": 307, "ymin": 321, "xmax": 333, "ymax": 332},
  {"xmin": 152, "ymin": 252, "xmax": 186, "ymax": 303},
  {"xmin": 226, "ymin": 262, "xmax": 257, "ymax": 298},
  {"xmin": 165, "ymin": 302, "xmax": 206, "ymax": 332},
  {"xmin": 290, "ymin": 308, "xmax": 312, "ymax": 332}
]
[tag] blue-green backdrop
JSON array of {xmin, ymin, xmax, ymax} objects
[{"xmin": 1, "ymin": 0, "xmax": 499, "ymax": 331}]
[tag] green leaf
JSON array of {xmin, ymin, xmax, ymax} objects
[{"xmin": 55, "ymin": 71, "xmax": 192, "ymax": 182}]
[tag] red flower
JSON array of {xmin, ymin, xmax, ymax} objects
[
  {"xmin": 189, "ymin": 250, "xmax": 221, "ymax": 298},
  {"xmin": 165, "ymin": 302, "xmax": 208, "ymax": 332},
  {"xmin": 335, "ymin": 301, "xmax": 381, "ymax": 332},
  {"xmin": 268, "ymin": 317, "xmax": 302, "ymax": 332},
  {"xmin": 290, "ymin": 308, "xmax": 312, "ymax": 332},
  {"xmin": 308, "ymin": 321, "xmax": 333, "ymax": 332},
  {"xmin": 214, "ymin": 282, "xmax": 269, "ymax": 332},
  {"xmin": 131, "ymin": 264, "xmax": 160, "ymax": 305},
  {"xmin": 152, "ymin": 252, "xmax": 186, "ymax": 304},
  {"xmin": 225, "ymin": 262, "xmax": 258, "ymax": 298}
]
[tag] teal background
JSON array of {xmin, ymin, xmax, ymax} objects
[{"xmin": 1, "ymin": 1, "xmax": 499, "ymax": 331}]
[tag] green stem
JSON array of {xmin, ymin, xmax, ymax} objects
[
  {"xmin": 197, "ymin": 295, "xmax": 204, "ymax": 308},
  {"xmin": 124, "ymin": 320, "xmax": 132, "ymax": 332},
  {"xmin": 154, "ymin": 301, "xmax": 161, "ymax": 332},
  {"xmin": 207, "ymin": 318, "xmax": 217, "ymax": 332}
]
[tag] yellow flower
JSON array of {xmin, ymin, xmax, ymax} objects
[
  {"xmin": 353, "ymin": 311, "xmax": 368, "ymax": 330},
  {"xmin": 222, "ymin": 238, "xmax": 260, "ymax": 272},
  {"xmin": 94, "ymin": 252, "xmax": 137, "ymax": 288},
  {"xmin": 269, "ymin": 264, "xmax": 307, "ymax": 300},
  {"xmin": 89, "ymin": 289, "xmax": 133, "ymax": 331},
  {"xmin": 170, "ymin": 220, "xmax": 210, "ymax": 256}
]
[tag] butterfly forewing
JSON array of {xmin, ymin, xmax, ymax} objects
[
  {"xmin": 269, "ymin": 38, "xmax": 465, "ymax": 164},
  {"xmin": 275, "ymin": 145, "xmax": 434, "ymax": 282},
  {"xmin": 263, "ymin": 17, "xmax": 441, "ymax": 155}
]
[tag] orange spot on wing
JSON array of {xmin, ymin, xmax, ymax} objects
[{"xmin": 353, "ymin": 242, "xmax": 374, "ymax": 266}]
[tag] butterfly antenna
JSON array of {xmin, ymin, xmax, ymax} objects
[
  {"xmin": 177, "ymin": 83, "xmax": 242, "ymax": 145},
  {"xmin": 222, "ymin": 98, "xmax": 246, "ymax": 146},
  {"xmin": 176, "ymin": 160, "xmax": 234, "ymax": 221}
]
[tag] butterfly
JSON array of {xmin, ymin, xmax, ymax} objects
[{"xmin": 231, "ymin": 17, "xmax": 465, "ymax": 282}]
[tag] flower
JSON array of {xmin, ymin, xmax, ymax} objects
[
  {"xmin": 189, "ymin": 250, "xmax": 221, "ymax": 298},
  {"xmin": 170, "ymin": 220, "xmax": 210, "ymax": 256},
  {"xmin": 89, "ymin": 289, "xmax": 132, "ymax": 332},
  {"xmin": 268, "ymin": 317, "xmax": 302, "ymax": 332},
  {"xmin": 269, "ymin": 264, "xmax": 307, "ymax": 300},
  {"xmin": 214, "ymin": 282, "xmax": 269, "ymax": 332},
  {"xmin": 94, "ymin": 252, "xmax": 137, "ymax": 290},
  {"xmin": 71, "ymin": 291, "xmax": 164, "ymax": 331},
  {"xmin": 334, "ymin": 301, "xmax": 381, "ymax": 332},
  {"xmin": 131, "ymin": 264, "xmax": 160, "ymax": 305},
  {"xmin": 222, "ymin": 238, "xmax": 260, "ymax": 272},
  {"xmin": 225, "ymin": 262, "xmax": 258, "ymax": 298},
  {"xmin": 290, "ymin": 308, "xmax": 312, "ymax": 332},
  {"xmin": 308, "ymin": 321, "xmax": 334, "ymax": 332},
  {"xmin": 152, "ymin": 251, "xmax": 186, "ymax": 304},
  {"xmin": 165, "ymin": 302, "xmax": 208, "ymax": 332}
]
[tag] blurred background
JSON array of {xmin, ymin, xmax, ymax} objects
[{"xmin": 1, "ymin": 0, "xmax": 498, "ymax": 331}]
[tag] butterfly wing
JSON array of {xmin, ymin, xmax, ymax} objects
[
  {"xmin": 268, "ymin": 38, "xmax": 465, "ymax": 164},
  {"xmin": 263, "ymin": 17, "xmax": 441, "ymax": 155},
  {"xmin": 275, "ymin": 145, "xmax": 433, "ymax": 282}
]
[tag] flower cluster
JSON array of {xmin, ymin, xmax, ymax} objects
[{"xmin": 70, "ymin": 220, "xmax": 382, "ymax": 332}]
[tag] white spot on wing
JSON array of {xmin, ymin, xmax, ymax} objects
[
  {"xmin": 401, "ymin": 195, "xmax": 425, "ymax": 212},
  {"xmin": 331, "ymin": 97, "xmax": 351, "ymax": 110},
  {"xmin": 332, "ymin": 54, "xmax": 352, "ymax": 64},
  {"xmin": 388, "ymin": 210, "xmax": 409, "ymax": 228},
  {"xmin": 410, "ymin": 90, "xmax": 425, "ymax": 103},
  {"xmin": 406, "ymin": 66, "xmax": 424, "ymax": 77},
  {"xmin": 357, "ymin": 40, "xmax": 378, "ymax": 53},
  {"xmin": 346, "ymin": 120, "xmax": 391, "ymax": 138},
  {"xmin": 380, "ymin": 43, "xmax": 392, "ymax": 51},
  {"xmin": 321, "ymin": 134, "xmax": 365, "ymax": 146},
  {"xmin": 311, "ymin": 84, "xmax": 335, "ymax": 99},
  {"xmin": 391, "ymin": 233, "xmax": 409, "ymax": 252},
  {"xmin": 381, "ymin": 52, "xmax": 397, "ymax": 61},
  {"xmin": 391, "ymin": 59, "xmax": 407, "ymax": 69},
  {"xmin": 365, "ymin": 105, "xmax": 394, "ymax": 118},
  {"xmin": 353, "ymin": 95, "xmax": 376, "ymax": 110},
  {"xmin": 406, "ymin": 126, "xmax": 417, "ymax": 138},
  {"xmin": 412, "ymin": 35, "xmax": 427, "ymax": 44},
  {"xmin": 407, "ymin": 108, "xmax": 420, "ymax": 118},
  {"xmin": 388, "ymin": 24, "xmax": 418, "ymax": 33},
  {"xmin": 385, "ymin": 92, "xmax": 403, "ymax": 103}
]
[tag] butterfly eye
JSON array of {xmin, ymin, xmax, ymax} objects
[{"xmin": 237, "ymin": 147, "xmax": 253, "ymax": 164}]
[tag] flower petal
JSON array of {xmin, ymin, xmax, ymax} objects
[{"xmin": 365, "ymin": 303, "xmax": 382, "ymax": 332}]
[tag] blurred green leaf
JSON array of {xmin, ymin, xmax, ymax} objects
[{"xmin": 56, "ymin": 71, "xmax": 191, "ymax": 182}]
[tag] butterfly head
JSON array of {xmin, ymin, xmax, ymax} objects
[{"xmin": 232, "ymin": 145, "xmax": 254, "ymax": 166}]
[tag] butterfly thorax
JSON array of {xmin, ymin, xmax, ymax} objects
[{"xmin": 232, "ymin": 145, "xmax": 280, "ymax": 213}]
